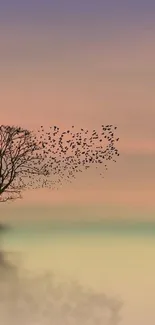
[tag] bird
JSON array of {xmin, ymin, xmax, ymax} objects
[{"xmin": 4, "ymin": 123, "xmax": 119, "ymax": 192}]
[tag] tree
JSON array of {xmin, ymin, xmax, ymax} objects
[
  {"xmin": 0, "ymin": 124, "xmax": 120, "ymax": 202},
  {"xmin": 0, "ymin": 125, "xmax": 49, "ymax": 203}
]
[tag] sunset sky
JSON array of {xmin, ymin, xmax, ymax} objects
[
  {"xmin": 1, "ymin": 0, "xmax": 155, "ymax": 221},
  {"xmin": 1, "ymin": 4, "xmax": 155, "ymax": 325}
]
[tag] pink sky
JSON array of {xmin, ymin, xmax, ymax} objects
[{"xmin": 1, "ymin": 18, "xmax": 155, "ymax": 218}]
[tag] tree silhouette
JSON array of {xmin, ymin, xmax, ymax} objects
[
  {"xmin": 0, "ymin": 124, "xmax": 120, "ymax": 202},
  {"xmin": 0, "ymin": 125, "xmax": 49, "ymax": 202}
]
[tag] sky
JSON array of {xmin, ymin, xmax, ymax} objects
[
  {"xmin": 1, "ymin": 4, "xmax": 155, "ymax": 325},
  {"xmin": 1, "ymin": 0, "xmax": 155, "ymax": 221}
]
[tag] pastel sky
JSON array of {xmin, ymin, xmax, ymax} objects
[{"xmin": 1, "ymin": 0, "xmax": 155, "ymax": 221}]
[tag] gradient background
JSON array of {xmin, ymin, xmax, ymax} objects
[{"xmin": 1, "ymin": 1, "xmax": 155, "ymax": 325}]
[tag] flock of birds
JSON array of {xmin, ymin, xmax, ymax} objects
[
  {"xmin": 22, "ymin": 124, "xmax": 120, "ymax": 191},
  {"xmin": 0, "ymin": 124, "xmax": 120, "ymax": 198}
]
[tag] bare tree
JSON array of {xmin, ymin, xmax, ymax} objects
[
  {"xmin": 0, "ymin": 124, "xmax": 120, "ymax": 202},
  {"xmin": 0, "ymin": 125, "xmax": 49, "ymax": 203}
]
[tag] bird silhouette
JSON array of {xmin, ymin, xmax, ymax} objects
[
  {"xmin": 17, "ymin": 124, "xmax": 120, "ymax": 190},
  {"xmin": 0, "ymin": 124, "xmax": 120, "ymax": 197}
]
